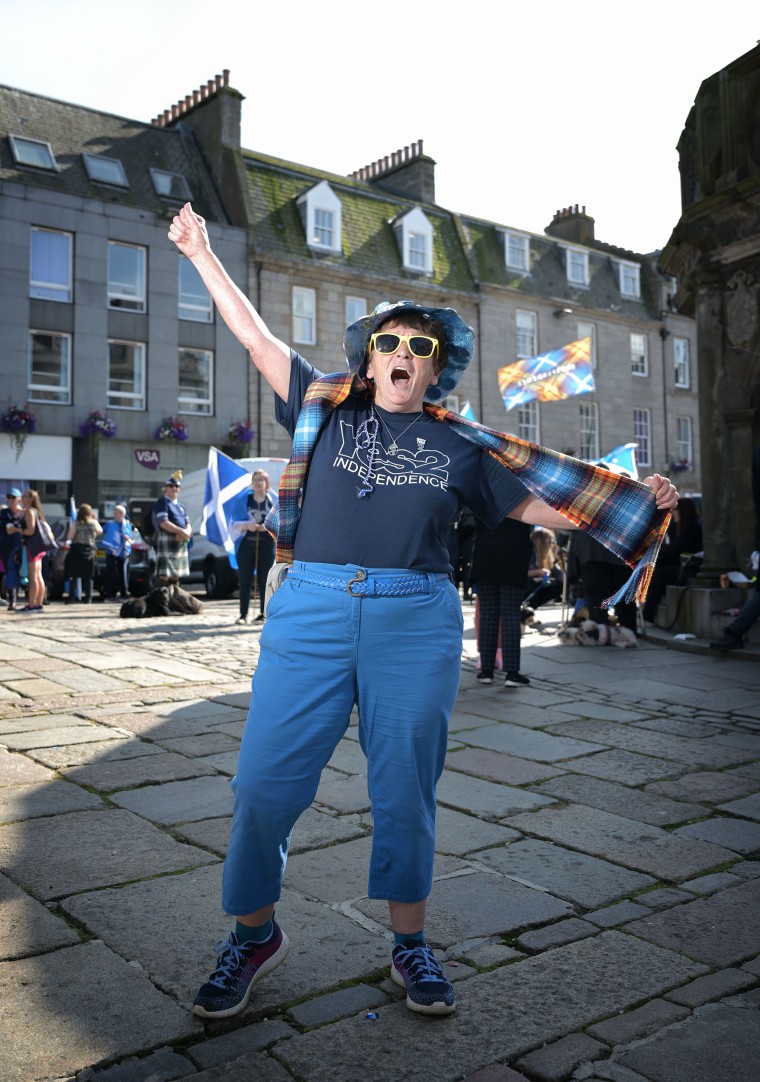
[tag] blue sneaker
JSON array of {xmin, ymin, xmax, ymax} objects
[
  {"xmin": 193, "ymin": 921, "xmax": 289, "ymax": 1019},
  {"xmin": 391, "ymin": 942, "xmax": 456, "ymax": 1015}
]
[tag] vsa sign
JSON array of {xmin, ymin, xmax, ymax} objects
[{"xmin": 134, "ymin": 448, "xmax": 161, "ymax": 470}]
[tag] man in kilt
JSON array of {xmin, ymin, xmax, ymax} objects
[{"xmin": 152, "ymin": 473, "xmax": 192, "ymax": 585}]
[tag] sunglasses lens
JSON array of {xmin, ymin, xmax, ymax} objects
[
  {"xmin": 409, "ymin": 336, "xmax": 435, "ymax": 358},
  {"xmin": 374, "ymin": 333, "xmax": 400, "ymax": 354}
]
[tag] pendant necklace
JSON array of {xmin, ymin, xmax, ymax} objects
[{"xmin": 373, "ymin": 407, "xmax": 424, "ymax": 455}]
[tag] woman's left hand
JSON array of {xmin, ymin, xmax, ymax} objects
[{"xmin": 643, "ymin": 474, "xmax": 680, "ymax": 510}]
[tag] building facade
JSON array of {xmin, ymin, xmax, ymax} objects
[{"xmin": 1, "ymin": 73, "xmax": 700, "ymax": 519}]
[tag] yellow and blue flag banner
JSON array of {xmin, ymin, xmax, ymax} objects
[
  {"xmin": 594, "ymin": 443, "xmax": 639, "ymax": 481},
  {"xmin": 498, "ymin": 337, "xmax": 594, "ymax": 411}
]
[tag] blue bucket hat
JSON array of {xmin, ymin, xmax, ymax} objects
[{"xmin": 343, "ymin": 300, "xmax": 474, "ymax": 404}]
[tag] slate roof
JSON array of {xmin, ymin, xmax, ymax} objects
[
  {"xmin": 243, "ymin": 151, "xmax": 475, "ymax": 293},
  {"xmin": 0, "ymin": 84, "xmax": 226, "ymax": 222}
]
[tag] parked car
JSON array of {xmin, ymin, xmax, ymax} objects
[{"xmin": 47, "ymin": 520, "xmax": 155, "ymax": 600}]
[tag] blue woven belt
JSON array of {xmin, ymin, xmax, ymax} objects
[{"xmin": 287, "ymin": 567, "xmax": 450, "ymax": 597}]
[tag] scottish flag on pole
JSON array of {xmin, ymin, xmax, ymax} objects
[
  {"xmin": 201, "ymin": 447, "xmax": 252, "ymax": 570},
  {"xmin": 594, "ymin": 443, "xmax": 639, "ymax": 481},
  {"xmin": 459, "ymin": 401, "xmax": 477, "ymax": 422}
]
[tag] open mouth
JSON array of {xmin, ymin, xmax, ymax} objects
[{"xmin": 391, "ymin": 365, "xmax": 411, "ymax": 385}]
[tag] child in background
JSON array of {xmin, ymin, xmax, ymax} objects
[{"xmin": 103, "ymin": 505, "xmax": 133, "ymax": 602}]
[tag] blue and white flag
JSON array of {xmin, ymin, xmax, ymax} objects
[
  {"xmin": 69, "ymin": 495, "xmax": 77, "ymax": 526},
  {"xmin": 201, "ymin": 447, "xmax": 252, "ymax": 570},
  {"xmin": 594, "ymin": 443, "xmax": 639, "ymax": 481},
  {"xmin": 459, "ymin": 401, "xmax": 477, "ymax": 422}
]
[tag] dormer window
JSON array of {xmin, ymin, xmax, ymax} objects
[
  {"xmin": 565, "ymin": 247, "xmax": 589, "ymax": 287},
  {"xmin": 83, "ymin": 153, "xmax": 128, "ymax": 188},
  {"xmin": 149, "ymin": 168, "xmax": 192, "ymax": 201},
  {"xmin": 9, "ymin": 134, "xmax": 58, "ymax": 171},
  {"xmin": 297, "ymin": 181, "xmax": 342, "ymax": 254},
  {"xmin": 618, "ymin": 259, "xmax": 641, "ymax": 299},
  {"xmin": 393, "ymin": 207, "xmax": 433, "ymax": 274},
  {"xmin": 504, "ymin": 231, "xmax": 530, "ymax": 273}
]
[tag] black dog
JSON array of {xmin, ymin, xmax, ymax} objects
[{"xmin": 120, "ymin": 586, "xmax": 172, "ymax": 618}]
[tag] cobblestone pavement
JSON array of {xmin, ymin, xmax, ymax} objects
[{"xmin": 0, "ymin": 598, "xmax": 758, "ymax": 1082}]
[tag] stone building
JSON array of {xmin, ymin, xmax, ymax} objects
[
  {"xmin": 0, "ymin": 76, "xmax": 248, "ymax": 515},
  {"xmin": 1, "ymin": 71, "xmax": 700, "ymax": 518}
]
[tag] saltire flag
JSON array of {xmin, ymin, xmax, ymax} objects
[
  {"xmin": 459, "ymin": 401, "xmax": 477, "ymax": 422},
  {"xmin": 69, "ymin": 495, "xmax": 77, "ymax": 526},
  {"xmin": 594, "ymin": 442, "xmax": 639, "ymax": 481},
  {"xmin": 498, "ymin": 337, "xmax": 594, "ymax": 411},
  {"xmin": 201, "ymin": 447, "xmax": 252, "ymax": 570}
]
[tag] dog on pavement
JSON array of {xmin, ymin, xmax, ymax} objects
[{"xmin": 558, "ymin": 618, "xmax": 637, "ymax": 648}]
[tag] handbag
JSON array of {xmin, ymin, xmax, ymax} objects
[{"xmin": 26, "ymin": 514, "xmax": 57, "ymax": 557}]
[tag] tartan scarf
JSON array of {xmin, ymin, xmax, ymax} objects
[{"xmin": 265, "ymin": 373, "xmax": 670, "ymax": 607}]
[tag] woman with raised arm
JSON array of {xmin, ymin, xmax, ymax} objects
[{"xmin": 169, "ymin": 203, "xmax": 679, "ymax": 1019}]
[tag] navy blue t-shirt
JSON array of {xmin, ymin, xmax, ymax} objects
[{"xmin": 275, "ymin": 353, "xmax": 528, "ymax": 572}]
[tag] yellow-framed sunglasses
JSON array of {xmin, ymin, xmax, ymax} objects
[{"xmin": 369, "ymin": 332, "xmax": 440, "ymax": 360}]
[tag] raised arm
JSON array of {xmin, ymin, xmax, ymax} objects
[{"xmin": 168, "ymin": 203, "xmax": 291, "ymax": 401}]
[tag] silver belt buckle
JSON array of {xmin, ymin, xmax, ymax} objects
[{"xmin": 347, "ymin": 569, "xmax": 368, "ymax": 595}]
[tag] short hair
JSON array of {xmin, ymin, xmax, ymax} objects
[
  {"xmin": 252, "ymin": 469, "xmax": 270, "ymax": 485},
  {"xmin": 114, "ymin": 504, "xmax": 126, "ymax": 515}
]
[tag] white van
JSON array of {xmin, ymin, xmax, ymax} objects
[{"xmin": 180, "ymin": 456, "xmax": 288, "ymax": 598}]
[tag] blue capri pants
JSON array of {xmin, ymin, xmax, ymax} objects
[{"xmin": 222, "ymin": 561, "xmax": 464, "ymax": 915}]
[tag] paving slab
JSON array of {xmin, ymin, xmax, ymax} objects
[
  {"xmin": 586, "ymin": 997, "xmax": 690, "ymax": 1045},
  {"xmin": 585, "ymin": 900, "xmax": 652, "ymax": 927},
  {"xmin": 435, "ymin": 806, "xmax": 520, "ymax": 855},
  {"xmin": 665, "ymin": 967, "xmax": 757, "ymax": 1007},
  {"xmin": 615, "ymin": 1003, "xmax": 760, "ymax": 1082},
  {"xmin": 0, "ymin": 808, "xmax": 217, "ymax": 899},
  {"xmin": 636, "ymin": 887, "xmax": 695, "ymax": 910},
  {"xmin": 27, "ymin": 737, "xmax": 163, "ymax": 769},
  {"xmin": 0, "ymin": 940, "xmax": 197, "ymax": 1082},
  {"xmin": 560, "ymin": 749, "xmax": 686, "ymax": 784},
  {"xmin": 110, "ymin": 775, "xmax": 234, "ymax": 825},
  {"xmin": 61, "ymin": 867, "xmax": 391, "ymax": 1012},
  {"xmin": 646, "ymin": 770, "xmax": 760, "ymax": 805},
  {"xmin": 529, "ymin": 774, "xmax": 706, "ymax": 826},
  {"xmin": 515, "ymin": 1032, "xmax": 607, "ymax": 1081},
  {"xmin": 0, "ymin": 779, "xmax": 103, "ymax": 821},
  {"xmin": 357, "ymin": 870, "xmax": 573, "ymax": 945},
  {"xmin": 0, "ymin": 723, "xmax": 125, "ymax": 750},
  {"xmin": 0, "ymin": 871, "xmax": 79, "ymax": 960},
  {"xmin": 153, "ymin": 732, "xmax": 241, "ymax": 757},
  {"xmin": 60, "ymin": 751, "xmax": 217, "ymax": 791},
  {"xmin": 731, "ymin": 759, "xmax": 760, "ymax": 780},
  {"xmin": 455, "ymin": 722, "xmax": 604, "ymax": 762},
  {"xmin": 675, "ymin": 816, "xmax": 760, "ymax": 856},
  {"xmin": 445, "ymin": 747, "xmax": 566, "ymax": 785},
  {"xmin": 0, "ymin": 712, "xmax": 95, "ymax": 734},
  {"xmin": 437, "ymin": 770, "xmax": 556, "ymax": 819},
  {"xmin": 314, "ymin": 773, "xmax": 371, "ymax": 813},
  {"xmin": 0, "ymin": 747, "xmax": 52, "ymax": 785},
  {"xmin": 196, "ymin": 750, "xmax": 239, "ymax": 775},
  {"xmin": 716, "ymin": 791, "xmax": 760, "ymax": 821},
  {"xmin": 544, "ymin": 719, "xmax": 754, "ymax": 768},
  {"xmin": 288, "ymin": 983, "xmax": 390, "ymax": 1027},
  {"xmin": 185, "ymin": 1052, "xmax": 293, "ymax": 1081},
  {"xmin": 4, "ymin": 676, "xmax": 74, "ymax": 697},
  {"xmin": 623, "ymin": 878, "xmax": 760, "ymax": 966},
  {"xmin": 680, "ymin": 871, "xmax": 744, "ymax": 894},
  {"xmin": 275, "ymin": 932, "xmax": 705, "ymax": 1082},
  {"xmin": 505, "ymin": 805, "xmax": 735, "ymax": 882},
  {"xmin": 516, "ymin": 917, "xmax": 598, "ymax": 953},
  {"xmin": 478, "ymin": 838, "xmax": 655, "ymax": 908},
  {"xmin": 89, "ymin": 1049, "xmax": 197, "ymax": 1082},
  {"xmin": 326, "ymin": 738, "xmax": 368, "ymax": 774},
  {"xmin": 186, "ymin": 1018, "xmax": 297, "ymax": 1070}
]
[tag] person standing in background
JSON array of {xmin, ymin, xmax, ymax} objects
[
  {"xmin": 65, "ymin": 503, "xmax": 103, "ymax": 604},
  {"xmin": 234, "ymin": 470, "xmax": 277, "ymax": 624},
  {"xmin": 152, "ymin": 474, "xmax": 192, "ymax": 590},
  {"xmin": 103, "ymin": 504, "xmax": 133, "ymax": 602},
  {"xmin": 0, "ymin": 489, "xmax": 24, "ymax": 611},
  {"xmin": 470, "ymin": 517, "xmax": 533, "ymax": 686}
]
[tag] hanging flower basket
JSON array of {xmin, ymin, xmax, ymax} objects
[
  {"xmin": 227, "ymin": 419, "xmax": 254, "ymax": 455},
  {"xmin": 155, "ymin": 416, "xmax": 189, "ymax": 442},
  {"xmin": 668, "ymin": 458, "xmax": 692, "ymax": 473},
  {"xmin": 79, "ymin": 410, "xmax": 117, "ymax": 455},
  {"xmin": 1, "ymin": 402, "xmax": 37, "ymax": 462}
]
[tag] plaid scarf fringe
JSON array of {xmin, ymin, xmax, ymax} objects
[{"xmin": 266, "ymin": 373, "xmax": 670, "ymax": 607}]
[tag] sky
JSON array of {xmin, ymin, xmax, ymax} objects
[{"xmin": 4, "ymin": 1, "xmax": 758, "ymax": 254}]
